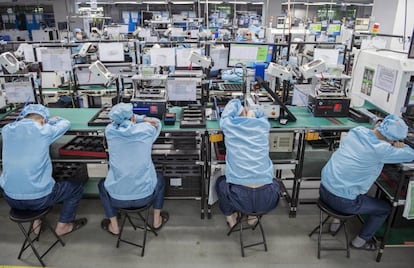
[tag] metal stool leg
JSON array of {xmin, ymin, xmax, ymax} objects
[
  {"xmin": 116, "ymin": 205, "xmax": 157, "ymax": 256},
  {"xmin": 16, "ymin": 222, "xmax": 46, "ymax": 267},
  {"xmin": 317, "ymin": 210, "xmax": 326, "ymax": 259},
  {"xmin": 311, "ymin": 199, "xmax": 356, "ymax": 259},
  {"xmin": 239, "ymin": 218, "xmax": 245, "ymax": 257},
  {"xmin": 257, "ymin": 218, "xmax": 268, "ymax": 252},
  {"xmin": 343, "ymin": 221, "xmax": 350, "ymax": 258},
  {"xmin": 140, "ymin": 208, "xmax": 150, "ymax": 257},
  {"xmin": 117, "ymin": 213, "xmax": 128, "ymax": 248}
]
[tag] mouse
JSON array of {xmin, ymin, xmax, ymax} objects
[{"xmin": 279, "ymin": 118, "xmax": 288, "ymax": 125}]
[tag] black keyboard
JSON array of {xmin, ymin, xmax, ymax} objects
[{"xmin": 220, "ymin": 83, "xmax": 244, "ymax": 91}]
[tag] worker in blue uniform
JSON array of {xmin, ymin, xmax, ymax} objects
[
  {"xmin": 215, "ymin": 99, "xmax": 281, "ymax": 227},
  {"xmin": 0, "ymin": 104, "xmax": 87, "ymax": 236},
  {"xmin": 99, "ymin": 103, "xmax": 168, "ymax": 235},
  {"xmin": 320, "ymin": 114, "xmax": 414, "ymax": 250}
]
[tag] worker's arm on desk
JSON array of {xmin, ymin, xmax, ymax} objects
[
  {"xmin": 46, "ymin": 117, "xmax": 71, "ymax": 143},
  {"xmin": 134, "ymin": 114, "xmax": 146, "ymax": 123},
  {"xmin": 132, "ymin": 116, "xmax": 161, "ymax": 143},
  {"xmin": 382, "ymin": 143, "xmax": 414, "ymax": 163}
]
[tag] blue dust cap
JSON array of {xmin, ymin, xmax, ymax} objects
[
  {"xmin": 109, "ymin": 103, "xmax": 133, "ymax": 125},
  {"xmin": 377, "ymin": 114, "xmax": 408, "ymax": 141},
  {"xmin": 21, "ymin": 104, "xmax": 50, "ymax": 122},
  {"xmin": 73, "ymin": 28, "xmax": 83, "ymax": 34}
]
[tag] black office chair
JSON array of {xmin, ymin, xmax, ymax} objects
[
  {"xmin": 227, "ymin": 212, "xmax": 268, "ymax": 257},
  {"xmin": 9, "ymin": 206, "xmax": 65, "ymax": 267},
  {"xmin": 116, "ymin": 203, "xmax": 158, "ymax": 257},
  {"xmin": 308, "ymin": 198, "xmax": 356, "ymax": 258}
]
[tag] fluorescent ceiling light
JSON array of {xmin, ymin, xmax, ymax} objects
[
  {"xmin": 305, "ymin": 2, "xmax": 337, "ymax": 6},
  {"xmin": 199, "ymin": 1, "xmax": 223, "ymax": 3},
  {"xmin": 282, "ymin": 1, "xmax": 306, "ymax": 4},
  {"xmin": 114, "ymin": 1, "xmax": 141, "ymax": 4},
  {"xmin": 142, "ymin": 1, "xmax": 167, "ymax": 3},
  {"xmin": 282, "ymin": 1, "xmax": 373, "ymax": 6},
  {"xmin": 251, "ymin": 2, "xmax": 264, "ymax": 4},
  {"xmin": 228, "ymin": 1, "xmax": 247, "ymax": 3},
  {"xmin": 171, "ymin": 1, "xmax": 194, "ymax": 3}
]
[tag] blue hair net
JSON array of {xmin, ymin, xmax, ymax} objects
[
  {"xmin": 248, "ymin": 25, "xmax": 260, "ymax": 35},
  {"xmin": 21, "ymin": 104, "xmax": 50, "ymax": 122},
  {"xmin": 221, "ymin": 68, "xmax": 244, "ymax": 83},
  {"xmin": 109, "ymin": 103, "xmax": 133, "ymax": 126},
  {"xmin": 377, "ymin": 114, "xmax": 408, "ymax": 141},
  {"xmin": 73, "ymin": 28, "xmax": 82, "ymax": 34}
]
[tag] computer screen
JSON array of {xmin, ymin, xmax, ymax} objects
[
  {"xmin": 98, "ymin": 43, "xmax": 125, "ymax": 62},
  {"xmin": 308, "ymin": 23, "xmax": 322, "ymax": 35},
  {"xmin": 40, "ymin": 48, "xmax": 72, "ymax": 72},
  {"xmin": 228, "ymin": 43, "xmax": 273, "ymax": 68},
  {"xmin": 355, "ymin": 18, "xmax": 370, "ymax": 31},
  {"xmin": 150, "ymin": 47, "xmax": 176, "ymax": 66},
  {"xmin": 408, "ymin": 29, "xmax": 414, "ymax": 59},
  {"xmin": 327, "ymin": 24, "xmax": 341, "ymax": 36},
  {"xmin": 166, "ymin": 78, "xmax": 197, "ymax": 102}
]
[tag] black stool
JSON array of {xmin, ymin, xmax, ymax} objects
[
  {"xmin": 9, "ymin": 207, "xmax": 65, "ymax": 267},
  {"xmin": 116, "ymin": 203, "xmax": 158, "ymax": 256},
  {"xmin": 227, "ymin": 212, "xmax": 267, "ymax": 257},
  {"xmin": 309, "ymin": 199, "xmax": 356, "ymax": 258}
]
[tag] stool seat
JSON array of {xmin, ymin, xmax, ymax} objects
[
  {"xmin": 317, "ymin": 200, "xmax": 355, "ymax": 220},
  {"xmin": 9, "ymin": 206, "xmax": 65, "ymax": 267},
  {"xmin": 309, "ymin": 198, "xmax": 357, "ymax": 259},
  {"xmin": 117, "ymin": 202, "xmax": 157, "ymax": 257},
  {"xmin": 227, "ymin": 211, "xmax": 268, "ymax": 257},
  {"xmin": 10, "ymin": 207, "xmax": 51, "ymax": 222}
]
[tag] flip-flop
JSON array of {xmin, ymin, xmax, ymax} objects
[
  {"xmin": 101, "ymin": 218, "xmax": 118, "ymax": 236},
  {"xmin": 152, "ymin": 211, "xmax": 169, "ymax": 231},
  {"xmin": 62, "ymin": 218, "xmax": 87, "ymax": 236}
]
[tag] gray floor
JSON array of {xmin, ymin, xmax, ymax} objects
[{"xmin": 1, "ymin": 197, "xmax": 413, "ymax": 268}]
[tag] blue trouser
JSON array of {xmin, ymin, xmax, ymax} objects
[
  {"xmin": 3, "ymin": 180, "xmax": 84, "ymax": 223},
  {"xmin": 215, "ymin": 175, "xmax": 281, "ymax": 216},
  {"xmin": 98, "ymin": 173, "xmax": 166, "ymax": 218},
  {"xmin": 319, "ymin": 184, "xmax": 391, "ymax": 241}
]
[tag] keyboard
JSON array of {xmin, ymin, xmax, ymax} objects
[{"xmin": 219, "ymin": 83, "xmax": 244, "ymax": 91}]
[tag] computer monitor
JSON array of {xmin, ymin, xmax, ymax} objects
[
  {"xmin": 408, "ymin": 29, "xmax": 414, "ymax": 59},
  {"xmin": 166, "ymin": 78, "xmax": 197, "ymax": 102},
  {"xmin": 228, "ymin": 43, "xmax": 274, "ymax": 68},
  {"xmin": 355, "ymin": 18, "xmax": 370, "ymax": 31},
  {"xmin": 308, "ymin": 23, "xmax": 322, "ymax": 35},
  {"xmin": 327, "ymin": 23, "xmax": 341, "ymax": 36}
]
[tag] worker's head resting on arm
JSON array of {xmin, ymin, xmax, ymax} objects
[
  {"xmin": 21, "ymin": 104, "xmax": 50, "ymax": 125},
  {"xmin": 375, "ymin": 114, "xmax": 408, "ymax": 143},
  {"xmin": 109, "ymin": 102, "xmax": 135, "ymax": 128}
]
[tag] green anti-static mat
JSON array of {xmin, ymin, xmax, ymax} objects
[
  {"xmin": 376, "ymin": 224, "xmax": 414, "ymax": 245},
  {"xmin": 82, "ymin": 177, "xmax": 101, "ymax": 196}
]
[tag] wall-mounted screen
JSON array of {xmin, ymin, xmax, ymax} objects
[
  {"xmin": 355, "ymin": 18, "xmax": 370, "ymax": 31},
  {"xmin": 327, "ymin": 24, "xmax": 341, "ymax": 36},
  {"xmin": 166, "ymin": 78, "xmax": 197, "ymax": 102},
  {"xmin": 309, "ymin": 23, "xmax": 322, "ymax": 35},
  {"xmin": 228, "ymin": 43, "xmax": 273, "ymax": 68}
]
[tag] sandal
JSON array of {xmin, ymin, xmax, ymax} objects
[
  {"xmin": 101, "ymin": 218, "xmax": 118, "ymax": 236},
  {"xmin": 152, "ymin": 211, "xmax": 169, "ymax": 231},
  {"xmin": 62, "ymin": 218, "xmax": 88, "ymax": 236},
  {"xmin": 350, "ymin": 240, "xmax": 377, "ymax": 251}
]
